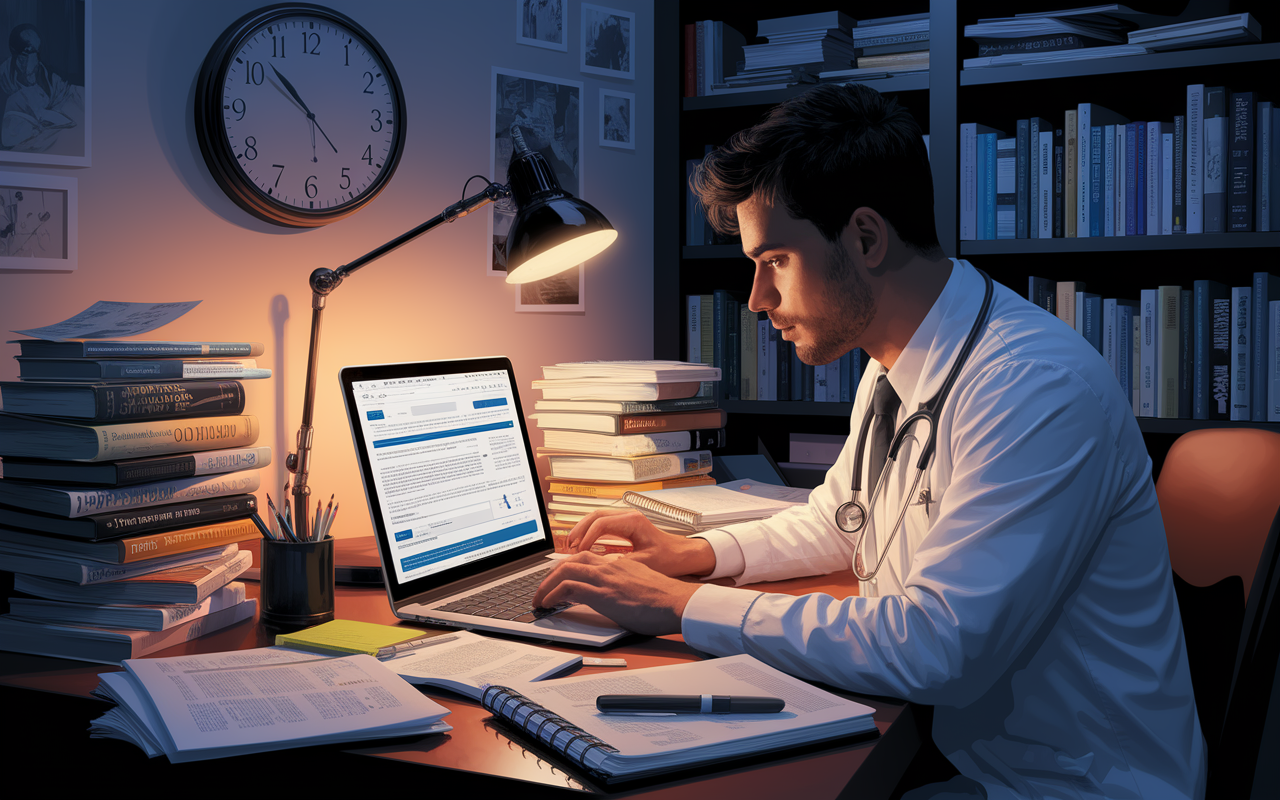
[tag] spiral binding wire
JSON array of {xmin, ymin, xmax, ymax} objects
[{"xmin": 481, "ymin": 685, "xmax": 619, "ymax": 774}]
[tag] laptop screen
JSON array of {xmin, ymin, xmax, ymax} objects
[{"xmin": 341, "ymin": 358, "xmax": 551, "ymax": 595}]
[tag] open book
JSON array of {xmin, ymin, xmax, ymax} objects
[
  {"xmin": 623, "ymin": 479, "xmax": 810, "ymax": 532},
  {"xmin": 90, "ymin": 648, "xmax": 452, "ymax": 762},
  {"xmin": 482, "ymin": 653, "xmax": 876, "ymax": 783},
  {"xmin": 382, "ymin": 630, "xmax": 582, "ymax": 699}
]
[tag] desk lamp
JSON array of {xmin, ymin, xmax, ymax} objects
[{"xmin": 285, "ymin": 127, "xmax": 617, "ymax": 540}]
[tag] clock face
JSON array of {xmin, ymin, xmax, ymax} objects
[{"xmin": 196, "ymin": 4, "xmax": 406, "ymax": 227}]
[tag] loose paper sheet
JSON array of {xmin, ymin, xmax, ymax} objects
[{"xmin": 13, "ymin": 300, "xmax": 201, "ymax": 340}]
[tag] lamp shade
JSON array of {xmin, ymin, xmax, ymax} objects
[{"xmin": 503, "ymin": 143, "xmax": 616, "ymax": 285}]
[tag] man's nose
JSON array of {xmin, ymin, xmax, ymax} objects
[{"xmin": 748, "ymin": 264, "xmax": 779, "ymax": 313}]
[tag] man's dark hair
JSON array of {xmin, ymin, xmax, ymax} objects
[{"xmin": 691, "ymin": 83, "xmax": 941, "ymax": 258}]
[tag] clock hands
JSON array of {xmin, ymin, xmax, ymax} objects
[{"xmin": 269, "ymin": 64, "xmax": 338, "ymax": 155}]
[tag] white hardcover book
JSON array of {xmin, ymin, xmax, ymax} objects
[
  {"xmin": 1104, "ymin": 124, "xmax": 1116, "ymax": 236},
  {"xmin": 1270, "ymin": 300, "xmax": 1280, "ymax": 422},
  {"xmin": 1038, "ymin": 130, "xmax": 1053, "ymax": 238},
  {"xmin": 1162, "ymin": 128, "xmax": 1174, "ymax": 235},
  {"xmin": 686, "ymin": 296, "xmax": 701, "ymax": 364},
  {"xmin": 1141, "ymin": 289, "xmax": 1157, "ymax": 417},
  {"xmin": 1231, "ymin": 287, "xmax": 1252, "ymax": 420},
  {"xmin": 1187, "ymin": 84, "xmax": 1204, "ymax": 233},
  {"xmin": 1147, "ymin": 122, "xmax": 1162, "ymax": 235},
  {"xmin": 1116, "ymin": 125, "xmax": 1127, "ymax": 235},
  {"xmin": 1103, "ymin": 298, "xmax": 1118, "ymax": 375},
  {"xmin": 1260, "ymin": 102, "xmax": 1273, "ymax": 233}
]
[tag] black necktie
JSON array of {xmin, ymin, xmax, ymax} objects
[{"xmin": 867, "ymin": 374, "xmax": 901, "ymax": 503}]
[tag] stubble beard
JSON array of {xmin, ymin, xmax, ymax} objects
[{"xmin": 787, "ymin": 240, "xmax": 876, "ymax": 366}]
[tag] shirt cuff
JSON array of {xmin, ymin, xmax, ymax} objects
[
  {"xmin": 689, "ymin": 529, "xmax": 746, "ymax": 580},
  {"xmin": 680, "ymin": 583, "xmax": 761, "ymax": 657}
]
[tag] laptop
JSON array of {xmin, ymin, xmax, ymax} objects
[{"xmin": 339, "ymin": 357, "xmax": 629, "ymax": 647}]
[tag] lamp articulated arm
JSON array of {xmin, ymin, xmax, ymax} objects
[{"xmin": 285, "ymin": 181, "xmax": 511, "ymax": 541}]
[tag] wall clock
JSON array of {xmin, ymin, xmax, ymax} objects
[{"xmin": 195, "ymin": 3, "xmax": 406, "ymax": 227}]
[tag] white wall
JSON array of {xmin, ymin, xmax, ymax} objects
[{"xmin": 0, "ymin": 0, "xmax": 655, "ymax": 539}]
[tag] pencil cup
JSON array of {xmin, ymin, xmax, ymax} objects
[{"xmin": 261, "ymin": 537, "xmax": 335, "ymax": 630}]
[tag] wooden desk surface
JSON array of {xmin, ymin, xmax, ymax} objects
[{"xmin": 0, "ymin": 568, "xmax": 919, "ymax": 798}]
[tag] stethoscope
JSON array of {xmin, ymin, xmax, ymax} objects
[{"xmin": 836, "ymin": 269, "xmax": 994, "ymax": 582}]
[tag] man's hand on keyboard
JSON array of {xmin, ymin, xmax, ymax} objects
[{"xmin": 532, "ymin": 552, "xmax": 698, "ymax": 636}]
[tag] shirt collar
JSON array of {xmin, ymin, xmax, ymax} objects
[{"xmin": 883, "ymin": 258, "xmax": 984, "ymax": 412}]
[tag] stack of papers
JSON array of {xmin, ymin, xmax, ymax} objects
[
  {"xmin": 1127, "ymin": 13, "xmax": 1260, "ymax": 50},
  {"xmin": 624, "ymin": 478, "xmax": 810, "ymax": 532}
]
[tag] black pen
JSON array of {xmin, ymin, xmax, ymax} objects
[
  {"xmin": 596, "ymin": 695, "xmax": 785, "ymax": 714},
  {"xmin": 248, "ymin": 511, "xmax": 276, "ymax": 540}
]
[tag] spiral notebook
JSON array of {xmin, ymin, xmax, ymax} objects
[
  {"xmin": 480, "ymin": 653, "xmax": 876, "ymax": 784},
  {"xmin": 622, "ymin": 479, "xmax": 810, "ymax": 532}
]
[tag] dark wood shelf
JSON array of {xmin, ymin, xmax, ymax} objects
[
  {"xmin": 960, "ymin": 232, "xmax": 1280, "ymax": 255},
  {"xmin": 960, "ymin": 42, "xmax": 1280, "ymax": 86},
  {"xmin": 683, "ymin": 72, "xmax": 929, "ymax": 111}
]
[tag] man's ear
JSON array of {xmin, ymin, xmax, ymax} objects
[{"xmin": 845, "ymin": 207, "xmax": 889, "ymax": 268}]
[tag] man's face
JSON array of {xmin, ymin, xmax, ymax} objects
[
  {"xmin": 738, "ymin": 194, "xmax": 875, "ymax": 366},
  {"xmin": 15, "ymin": 29, "xmax": 40, "ymax": 79}
]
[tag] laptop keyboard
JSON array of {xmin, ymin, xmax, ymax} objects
[{"xmin": 434, "ymin": 566, "xmax": 572, "ymax": 623}]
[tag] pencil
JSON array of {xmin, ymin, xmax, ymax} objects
[
  {"xmin": 313, "ymin": 501, "xmax": 323, "ymax": 543},
  {"xmin": 320, "ymin": 494, "xmax": 334, "ymax": 540},
  {"xmin": 324, "ymin": 502, "xmax": 339, "ymax": 539},
  {"xmin": 249, "ymin": 511, "xmax": 275, "ymax": 540},
  {"xmin": 267, "ymin": 493, "xmax": 298, "ymax": 543}
]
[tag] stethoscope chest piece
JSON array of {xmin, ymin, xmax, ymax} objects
[{"xmin": 836, "ymin": 499, "xmax": 867, "ymax": 533}]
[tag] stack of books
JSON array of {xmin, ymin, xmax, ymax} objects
[
  {"xmin": 0, "ymin": 337, "xmax": 272, "ymax": 663},
  {"xmin": 963, "ymin": 4, "xmax": 1138, "ymax": 66},
  {"xmin": 739, "ymin": 12, "xmax": 857, "ymax": 78},
  {"xmin": 529, "ymin": 361, "xmax": 722, "ymax": 543}
]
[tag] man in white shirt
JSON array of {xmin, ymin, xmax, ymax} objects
[{"xmin": 534, "ymin": 84, "xmax": 1205, "ymax": 799}]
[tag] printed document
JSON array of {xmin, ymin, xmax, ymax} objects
[
  {"xmin": 13, "ymin": 300, "xmax": 201, "ymax": 340},
  {"xmin": 382, "ymin": 630, "xmax": 581, "ymax": 699}
]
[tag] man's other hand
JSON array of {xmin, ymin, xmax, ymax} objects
[
  {"xmin": 565, "ymin": 509, "xmax": 716, "ymax": 577},
  {"xmin": 532, "ymin": 552, "xmax": 699, "ymax": 636}
]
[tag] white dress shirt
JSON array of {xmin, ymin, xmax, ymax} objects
[{"xmin": 683, "ymin": 260, "xmax": 1206, "ymax": 799}]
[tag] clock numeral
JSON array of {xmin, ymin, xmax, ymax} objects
[
  {"xmin": 244, "ymin": 136, "xmax": 258, "ymax": 160},
  {"xmin": 340, "ymin": 167, "xmax": 351, "ymax": 190},
  {"xmin": 370, "ymin": 109, "xmax": 383, "ymax": 132},
  {"xmin": 231, "ymin": 98, "xmax": 246, "ymax": 121},
  {"xmin": 344, "ymin": 44, "xmax": 350, "ymax": 67},
  {"xmin": 305, "ymin": 175, "xmax": 318, "ymax": 198},
  {"xmin": 271, "ymin": 36, "xmax": 285, "ymax": 58},
  {"xmin": 273, "ymin": 164, "xmax": 285, "ymax": 188},
  {"xmin": 362, "ymin": 145, "xmax": 373, "ymax": 165},
  {"xmin": 245, "ymin": 62, "xmax": 264, "ymax": 85},
  {"xmin": 303, "ymin": 32, "xmax": 321, "ymax": 55},
  {"xmin": 363, "ymin": 71, "xmax": 375, "ymax": 94}
]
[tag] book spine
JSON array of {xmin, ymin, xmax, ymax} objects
[
  {"xmin": 802, "ymin": 362, "xmax": 814, "ymax": 401},
  {"xmin": 1016, "ymin": 119, "xmax": 1029, "ymax": 239},
  {"xmin": 1140, "ymin": 289, "xmax": 1157, "ymax": 417},
  {"xmin": 960, "ymin": 123, "xmax": 977, "ymax": 240},
  {"xmin": 1133, "ymin": 313, "xmax": 1141, "ymax": 412},
  {"xmin": 77, "ymin": 342, "xmax": 262, "ymax": 357},
  {"xmin": 1180, "ymin": 289, "xmax": 1193, "ymax": 419},
  {"xmin": 1090, "ymin": 126, "xmax": 1103, "ymax": 237},
  {"xmin": 1084, "ymin": 295, "xmax": 1101, "ymax": 352},
  {"xmin": 1037, "ymin": 126, "xmax": 1052, "ymax": 238},
  {"xmin": 757, "ymin": 317, "xmax": 770, "ymax": 402},
  {"xmin": 1103, "ymin": 124, "xmax": 1115, "ymax": 237},
  {"xmin": 1053, "ymin": 128, "xmax": 1064, "ymax": 237},
  {"xmin": 1271, "ymin": 301, "xmax": 1280, "ymax": 422},
  {"xmin": 1229, "ymin": 91, "xmax": 1255, "ymax": 231},
  {"xmin": 1211, "ymin": 295, "xmax": 1232, "ymax": 418},
  {"xmin": 977, "ymin": 132, "xmax": 994, "ymax": 239},
  {"xmin": 1103, "ymin": 298, "xmax": 1117, "ymax": 373},
  {"xmin": 1157, "ymin": 286, "xmax": 1180, "ymax": 418},
  {"xmin": 1115, "ymin": 125, "xmax": 1126, "ymax": 235},
  {"xmin": 855, "ymin": 30, "xmax": 929, "ymax": 48},
  {"xmin": 712, "ymin": 290, "xmax": 726, "ymax": 399},
  {"xmin": 1272, "ymin": 108, "xmax": 1280, "ymax": 231},
  {"xmin": 1192, "ymin": 281, "xmax": 1221, "ymax": 420},
  {"xmin": 1231, "ymin": 287, "xmax": 1252, "ymax": 420},
  {"xmin": 686, "ymin": 295, "xmax": 701, "ymax": 366},
  {"xmin": 773, "ymin": 326, "xmax": 788, "ymax": 401},
  {"xmin": 618, "ymin": 410, "xmax": 726, "ymax": 433},
  {"xmin": 99, "ymin": 360, "xmax": 260, "ymax": 380},
  {"xmin": 1162, "ymin": 127, "xmax": 1174, "ymax": 235},
  {"xmin": 114, "ymin": 518, "xmax": 259, "ymax": 563},
  {"xmin": 1204, "ymin": 87, "xmax": 1228, "ymax": 233},
  {"xmin": 1253, "ymin": 273, "xmax": 1278, "ymax": 421},
  {"xmin": 975, "ymin": 33, "xmax": 1088, "ymax": 56},
  {"xmin": 92, "ymin": 415, "xmax": 260, "ymax": 461},
  {"xmin": 1174, "ymin": 115, "xmax": 1186, "ymax": 232},
  {"xmin": 726, "ymin": 297, "xmax": 740, "ymax": 400},
  {"xmin": 60, "ymin": 471, "xmax": 262, "ymax": 519},
  {"xmin": 1116, "ymin": 304, "xmax": 1133, "ymax": 409},
  {"xmin": 94, "ymin": 494, "xmax": 259, "ymax": 538},
  {"xmin": 130, "ymin": 599, "xmax": 258, "ymax": 659},
  {"xmin": 996, "ymin": 138, "xmax": 1016, "ymax": 239},
  {"xmin": 695, "ymin": 20, "xmax": 706, "ymax": 97},
  {"xmin": 92, "ymin": 381, "xmax": 246, "ymax": 422},
  {"xmin": 790, "ymin": 343, "xmax": 802, "ymax": 401},
  {"xmin": 113, "ymin": 445, "xmax": 269, "ymax": 485},
  {"xmin": 1147, "ymin": 121, "xmax": 1161, "ymax": 236},
  {"xmin": 1259, "ymin": 103, "xmax": 1272, "ymax": 232},
  {"xmin": 1187, "ymin": 84, "xmax": 1204, "ymax": 233},
  {"xmin": 1056, "ymin": 282, "xmax": 1081, "ymax": 330},
  {"xmin": 1077, "ymin": 106, "xmax": 1090, "ymax": 237},
  {"xmin": 739, "ymin": 305, "xmax": 754, "ymax": 401},
  {"xmin": 1027, "ymin": 276, "xmax": 1055, "ymax": 314},
  {"xmin": 1135, "ymin": 122, "xmax": 1147, "ymax": 235},
  {"xmin": 1125, "ymin": 123, "xmax": 1138, "ymax": 235},
  {"xmin": 1065, "ymin": 110, "xmax": 1077, "ymax": 237},
  {"xmin": 683, "ymin": 24, "xmax": 696, "ymax": 98}
]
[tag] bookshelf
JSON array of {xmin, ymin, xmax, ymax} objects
[{"xmin": 655, "ymin": 1, "xmax": 1280, "ymax": 473}]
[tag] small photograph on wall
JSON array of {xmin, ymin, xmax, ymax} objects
[
  {"xmin": 581, "ymin": 4, "xmax": 633, "ymax": 80},
  {"xmin": 0, "ymin": 171, "xmax": 76, "ymax": 270},
  {"xmin": 516, "ymin": 0, "xmax": 566, "ymax": 52},
  {"xmin": 0, "ymin": 0, "xmax": 90, "ymax": 167},
  {"xmin": 491, "ymin": 67, "xmax": 586, "ymax": 313},
  {"xmin": 599, "ymin": 88, "xmax": 634, "ymax": 150}
]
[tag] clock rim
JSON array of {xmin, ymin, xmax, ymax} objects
[{"xmin": 195, "ymin": 2, "xmax": 407, "ymax": 228}]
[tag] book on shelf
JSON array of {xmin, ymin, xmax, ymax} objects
[
  {"xmin": 0, "ymin": 599, "xmax": 259, "ymax": 665},
  {"xmin": 1056, "ymin": 281, "xmax": 1085, "ymax": 330},
  {"xmin": 533, "ymin": 396, "xmax": 718, "ymax": 414},
  {"xmin": 0, "ymin": 493, "xmax": 258, "ymax": 540},
  {"xmin": 1027, "ymin": 276, "xmax": 1056, "ymax": 315},
  {"xmin": 0, "ymin": 412, "xmax": 259, "ymax": 461},
  {"xmin": 1188, "ymin": 84, "xmax": 1205, "ymax": 233},
  {"xmin": 0, "ymin": 446, "xmax": 270, "ymax": 486},
  {"xmin": 12, "ymin": 547, "xmax": 251, "ymax": 599},
  {"xmin": 1193, "ymin": 280, "xmax": 1230, "ymax": 420},
  {"xmin": 1173, "ymin": 115, "xmax": 1186, "ymax": 233},
  {"xmin": 1179, "ymin": 289, "xmax": 1193, "ymax": 420},
  {"xmin": 1160, "ymin": 121, "xmax": 1175, "ymax": 235},
  {"xmin": 959, "ymin": 123, "xmax": 1005, "ymax": 240},
  {"xmin": 964, "ymin": 43, "xmax": 1146, "ymax": 69},
  {"xmin": 7, "ymin": 339, "xmax": 265, "ymax": 358},
  {"xmin": 530, "ymin": 408, "xmax": 727, "ymax": 435},
  {"xmin": 996, "ymin": 137, "xmax": 1016, "ymax": 239},
  {"xmin": 1065, "ymin": 109, "xmax": 1078, "ymax": 237},
  {"xmin": 15, "ymin": 357, "xmax": 270, "ymax": 381},
  {"xmin": 1116, "ymin": 124, "xmax": 1127, "ymax": 235},
  {"xmin": 1126, "ymin": 12, "xmax": 1261, "ymax": 51},
  {"xmin": 546, "ymin": 474, "xmax": 715, "ymax": 499},
  {"xmin": 478, "ymin": 654, "xmax": 876, "ymax": 784},
  {"xmin": 6, "ymin": 582, "xmax": 247, "ymax": 632},
  {"xmin": 0, "ymin": 379, "xmax": 248, "ymax": 421},
  {"xmin": 1030, "ymin": 117, "xmax": 1052, "ymax": 238},
  {"xmin": 531, "ymin": 381, "xmax": 701, "ymax": 402},
  {"xmin": 1054, "ymin": 127, "xmax": 1065, "ymax": 237},
  {"xmin": 88, "ymin": 648, "xmax": 451, "ymax": 759},
  {"xmin": 1145, "ymin": 120, "xmax": 1163, "ymax": 236},
  {"xmin": 691, "ymin": 20, "xmax": 747, "ymax": 97},
  {"xmin": 539, "ymin": 450, "xmax": 713, "ymax": 483},
  {"xmin": 1077, "ymin": 104, "xmax": 1128, "ymax": 238},
  {"xmin": 0, "ymin": 516, "xmax": 258, "ymax": 563},
  {"xmin": 1253, "ymin": 273, "xmax": 1280, "ymax": 421},
  {"xmin": 1270, "ymin": 301, "xmax": 1280, "ymax": 422},
  {"xmin": 540, "ymin": 361, "xmax": 721, "ymax": 383},
  {"xmin": 0, "ymin": 541, "xmax": 245, "ymax": 586},
  {"xmin": 855, "ymin": 51, "xmax": 928, "ymax": 70},
  {"xmin": 1270, "ymin": 106, "xmax": 1280, "ymax": 233},
  {"xmin": 979, "ymin": 129, "xmax": 999, "ymax": 239},
  {"xmin": 1260, "ymin": 102, "xmax": 1273, "ymax": 233},
  {"xmin": 1103, "ymin": 123, "xmax": 1115, "ymax": 236},
  {"xmin": 622, "ymin": 478, "xmax": 810, "ymax": 533},
  {"xmin": 1203, "ymin": 86, "xmax": 1229, "ymax": 233},
  {"xmin": 0, "ymin": 469, "xmax": 261, "ymax": 517},
  {"xmin": 1231, "ymin": 286, "xmax": 1252, "ymax": 421},
  {"xmin": 541, "ymin": 428, "xmax": 726, "ymax": 458},
  {"xmin": 739, "ymin": 305, "xmax": 756, "ymax": 400},
  {"xmin": 1157, "ymin": 285, "xmax": 1181, "ymax": 418},
  {"xmin": 1139, "ymin": 289, "xmax": 1158, "ymax": 418},
  {"xmin": 1229, "ymin": 91, "xmax": 1256, "ymax": 232}
]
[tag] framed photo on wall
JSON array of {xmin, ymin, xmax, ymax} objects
[
  {"xmin": 515, "ymin": 0, "xmax": 566, "ymax": 52},
  {"xmin": 490, "ymin": 67, "xmax": 585, "ymax": 313},
  {"xmin": 580, "ymin": 4, "xmax": 633, "ymax": 80},
  {"xmin": 0, "ymin": 171, "xmax": 77, "ymax": 270},
  {"xmin": 599, "ymin": 88, "xmax": 634, "ymax": 150},
  {"xmin": 0, "ymin": 0, "xmax": 91, "ymax": 167}
]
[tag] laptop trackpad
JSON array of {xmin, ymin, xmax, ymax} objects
[{"xmin": 538, "ymin": 604, "xmax": 628, "ymax": 635}]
